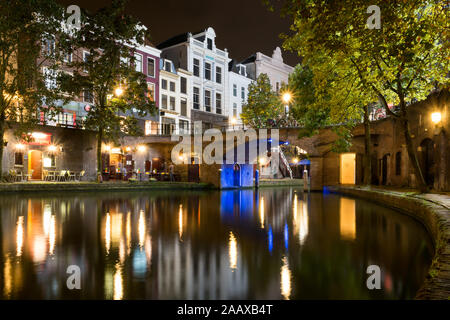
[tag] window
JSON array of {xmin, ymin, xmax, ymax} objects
[
  {"xmin": 147, "ymin": 57, "xmax": 155, "ymax": 77},
  {"xmin": 161, "ymin": 94, "xmax": 168, "ymax": 109},
  {"xmin": 193, "ymin": 87, "xmax": 200, "ymax": 109},
  {"xmin": 239, "ymin": 65, "xmax": 246, "ymax": 76},
  {"xmin": 43, "ymin": 67, "xmax": 57, "ymax": 89},
  {"xmin": 193, "ymin": 58, "xmax": 200, "ymax": 77},
  {"xmin": 207, "ymin": 38, "xmax": 213, "ymax": 50},
  {"xmin": 179, "ymin": 120, "xmax": 189, "ymax": 134},
  {"xmin": 216, "ymin": 67, "xmax": 222, "ymax": 84},
  {"xmin": 170, "ymin": 96, "xmax": 175, "ymax": 110},
  {"xmin": 165, "ymin": 61, "xmax": 171, "ymax": 72},
  {"xmin": 14, "ymin": 152, "xmax": 24, "ymax": 166},
  {"xmin": 134, "ymin": 53, "xmax": 143, "ymax": 72},
  {"xmin": 180, "ymin": 77, "xmax": 187, "ymax": 94},
  {"xmin": 180, "ymin": 99, "xmax": 187, "ymax": 116},
  {"xmin": 233, "ymin": 84, "xmax": 237, "ymax": 97},
  {"xmin": 83, "ymin": 51, "xmax": 90, "ymax": 72},
  {"xmin": 395, "ymin": 151, "xmax": 402, "ymax": 176},
  {"xmin": 216, "ymin": 93, "xmax": 222, "ymax": 115},
  {"xmin": 43, "ymin": 154, "xmax": 56, "ymax": 168},
  {"xmin": 204, "ymin": 62, "xmax": 211, "ymax": 80},
  {"xmin": 64, "ymin": 53, "xmax": 72, "ymax": 63},
  {"xmin": 83, "ymin": 90, "xmax": 93, "ymax": 103},
  {"xmin": 170, "ymin": 81, "xmax": 176, "ymax": 92},
  {"xmin": 233, "ymin": 103, "xmax": 237, "ymax": 117},
  {"xmin": 161, "ymin": 79, "xmax": 168, "ymax": 90},
  {"xmin": 43, "ymin": 38, "xmax": 55, "ymax": 56},
  {"xmin": 147, "ymin": 83, "xmax": 155, "ymax": 101},
  {"xmin": 161, "ymin": 117, "xmax": 175, "ymax": 135},
  {"xmin": 276, "ymin": 82, "xmax": 280, "ymax": 93},
  {"xmin": 145, "ymin": 120, "xmax": 158, "ymax": 135},
  {"xmin": 204, "ymin": 90, "xmax": 211, "ymax": 112},
  {"xmin": 241, "ymin": 87, "xmax": 245, "ymax": 101}
]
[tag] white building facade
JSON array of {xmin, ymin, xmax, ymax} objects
[
  {"xmin": 228, "ymin": 60, "xmax": 253, "ymax": 126},
  {"xmin": 157, "ymin": 27, "xmax": 230, "ymax": 131},
  {"xmin": 242, "ymin": 47, "xmax": 294, "ymax": 93},
  {"xmin": 159, "ymin": 58, "xmax": 192, "ymax": 135}
]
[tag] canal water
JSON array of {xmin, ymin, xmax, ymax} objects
[{"xmin": 0, "ymin": 187, "xmax": 433, "ymax": 300}]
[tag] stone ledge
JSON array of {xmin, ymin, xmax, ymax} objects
[
  {"xmin": 259, "ymin": 179, "xmax": 304, "ymax": 187},
  {"xmin": 326, "ymin": 185, "xmax": 450, "ymax": 300},
  {"xmin": 0, "ymin": 182, "xmax": 213, "ymax": 193}
]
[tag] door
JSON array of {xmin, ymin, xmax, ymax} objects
[
  {"xmin": 188, "ymin": 164, "xmax": 200, "ymax": 183},
  {"xmin": 29, "ymin": 150, "xmax": 43, "ymax": 180},
  {"xmin": 233, "ymin": 164, "xmax": 241, "ymax": 187},
  {"xmin": 340, "ymin": 153, "xmax": 356, "ymax": 184}
]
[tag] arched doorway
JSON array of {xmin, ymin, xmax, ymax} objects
[
  {"xmin": 28, "ymin": 150, "xmax": 43, "ymax": 180},
  {"xmin": 420, "ymin": 138, "xmax": 435, "ymax": 187},
  {"xmin": 233, "ymin": 164, "xmax": 241, "ymax": 187}
]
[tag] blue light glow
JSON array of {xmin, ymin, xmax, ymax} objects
[{"xmin": 268, "ymin": 226, "xmax": 273, "ymax": 253}]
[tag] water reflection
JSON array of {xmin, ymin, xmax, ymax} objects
[
  {"xmin": 280, "ymin": 256, "xmax": 292, "ymax": 300},
  {"xmin": 0, "ymin": 189, "xmax": 433, "ymax": 299},
  {"xmin": 340, "ymin": 198, "xmax": 356, "ymax": 240}
]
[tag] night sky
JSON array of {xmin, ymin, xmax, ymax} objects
[{"xmin": 58, "ymin": 0, "xmax": 300, "ymax": 67}]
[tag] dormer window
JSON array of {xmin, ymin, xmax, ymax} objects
[
  {"xmin": 239, "ymin": 65, "xmax": 246, "ymax": 76},
  {"xmin": 164, "ymin": 61, "xmax": 171, "ymax": 72},
  {"xmin": 207, "ymin": 38, "xmax": 213, "ymax": 50}
]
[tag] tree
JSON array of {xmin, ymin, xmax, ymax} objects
[
  {"xmin": 288, "ymin": 59, "xmax": 375, "ymax": 184},
  {"xmin": 59, "ymin": 0, "xmax": 156, "ymax": 177},
  {"xmin": 276, "ymin": 0, "xmax": 449, "ymax": 192},
  {"xmin": 241, "ymin": 73, "xmax": 284, "ymax": 128},
  {"xmin": 0, "ymin": 0, "xmax": 65, "ymax": 179}
]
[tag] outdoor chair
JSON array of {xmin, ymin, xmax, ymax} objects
[
  {"xmin": 46, "ymin": 171, "xmax": 56, "ymax": 181},
  {"xmin": 69, "ymin": 171, "xmax": 76, "ymax": 181},
  {"xmin": 57, "ymin": 170, "xmax": 66, "ymax": 182},
  {"xmin": 76, "ymin": 170, "xmax": 85, "ymax": 181},
  {"xmin": 24, "ymin": 170, "xmax": 33, "ymax": 181}
]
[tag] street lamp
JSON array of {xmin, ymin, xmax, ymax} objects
[
  {"xmin": 431, "ymin": 112, "xmax": 442, "ymax": 124},
  {"xmin": 282, "ymin": 91, "xmax": 292, "ymax": 116},
  {"xmin": 282, "ymin": 92, "xmax": 292, "ymax": 104},
  {"xmin": 114, "ymin": 87, "xmax": 124, "ymax": 97},
  {"xmin": 137, "ymin": 145, "xmax": 147, "ymax": 181}
]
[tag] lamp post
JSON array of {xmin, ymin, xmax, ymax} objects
[
  {"xmin": 137, "ymin": 145, "xmax": 147, "ymax": 181},
  {"xmin": 431, "ymin": 111, "xmax": 443, "ymax": 135},
  {"xmin": 282, "ymin": 92, "xmax": 292, "ymax": 114}
]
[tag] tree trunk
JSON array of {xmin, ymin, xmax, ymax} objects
[
  {"xmin": 401, "ymin": 116, "xmax": 428, "ymax": 193},
  {"xmin": 0, "ymin": 113, "xmax": 6, "ymax": 181},
  {"xmin": 96, "ymin": 128, "xmax": 103, "ymax": 175},
  {"xmin": 363, "ymin": 105, "xmax": 372, "ymax": 185}
]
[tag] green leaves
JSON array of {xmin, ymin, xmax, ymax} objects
[
  {"xmin": 241, "ymin": 73, "xmax": 284, "ymax": 128},
  {"xmin": 59, "ymin": 0, "xmax": 156, "ymax": 143}
]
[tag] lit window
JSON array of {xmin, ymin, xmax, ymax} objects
[{"xmin": 135, "ymin": 53, "xmax": 143, "ymax": 72}]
